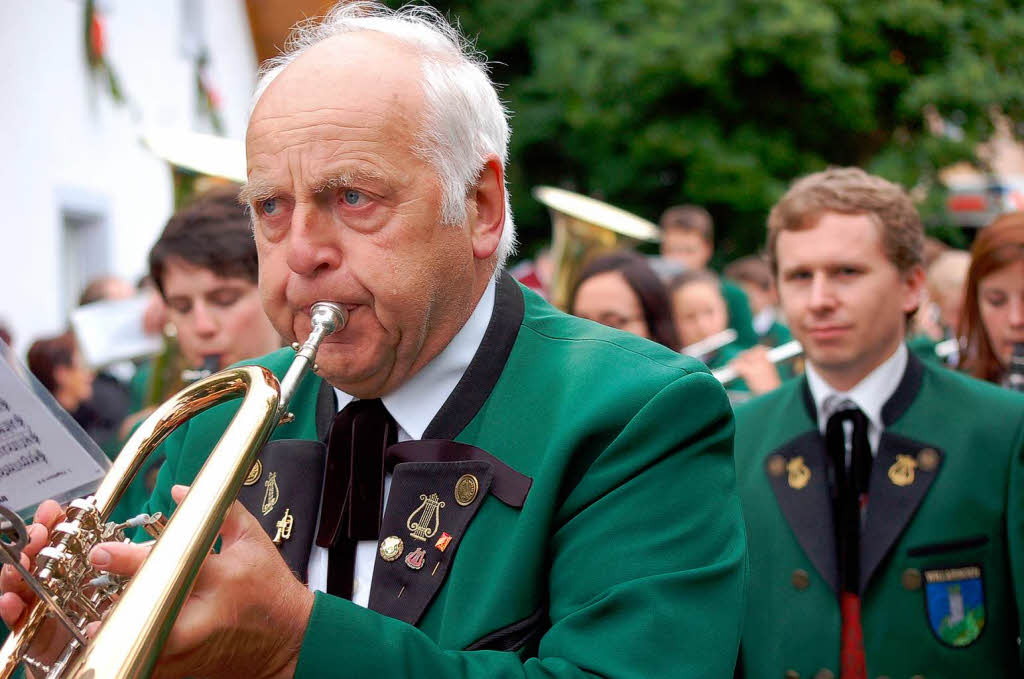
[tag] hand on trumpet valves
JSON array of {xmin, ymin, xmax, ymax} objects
[
  {"xmin": 88, "ymin": 485, "xmax": 312, "ymax": 679},
  {"xmin": 0, "ymin": 487, "xmax": 313, "ymax": 679},
  {"xmin": 0, "ymin": 499, "xmax": 71, "ymax": 667},
  {"xmin": 728, "ymin": 346, "xmax": 783, "ymax": 395}
]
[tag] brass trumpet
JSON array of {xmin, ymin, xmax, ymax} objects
[{"xmin": 0, "ymin": 302, "xmax": 347, "ymax": 679}]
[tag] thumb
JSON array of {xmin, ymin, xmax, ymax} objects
[{"xmin": 218, "ymin": 498, "xmax": 262, "ymax": 549}]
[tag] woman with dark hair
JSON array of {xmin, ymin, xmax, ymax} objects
[
  {"xmin": 569, "ymin": 250, "xmax": 680, "ymax": 349},
  {"xmin": 960, "ymin": 212, "xmax": 1024, "ymax": 387},
  {"xmin": 27, "ymin": 331, "xmax": 95, "ymax": 423}
]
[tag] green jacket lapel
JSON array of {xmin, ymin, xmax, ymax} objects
[
  {"xmin": 859, "ymin": 353, "xmax": 943, "ymax": 593},
  {"xmin": 366, "ymin": 440, "xmax": 532, "ymax": 625},
  {"xmin": 860, "ymin": 432, "xmax": 944, "ymax": 593},
  {"xmin": 422, "ymin": 271, "xmax": 524, "ymax": 440},
  {"xmin": 368, "ymin": 458, "xmax": 494, "ymax": 624},
  {"xmin": 764, "ymin": 430, "xmax": 839, "ymax": 592}
]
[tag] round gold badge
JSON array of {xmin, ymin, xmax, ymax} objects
[
  {"xmin": 243, "ymin": 460, "xmax": 263, "ymax": 486},
  {"xmin": 917, "ymin": 447, "xmax": 939, "ymax": 472},
  {"xmin": 455, "ymin": 474, "xmax": 479, "ymax": 506},
  {"xmin": 791, "ymin": 568, "xmax": 810, "ymax": 591},
  {"xmin": 379, "ymin": 536, "xmax": 404, "ymax": 562}
]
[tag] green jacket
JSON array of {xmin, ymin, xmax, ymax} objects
[
  {"xmin": 141, "ymin": 273, "xmax": 747, "ymax": 678},
  {"xmin": 734, "ymin": 352, "xmax": 1024, "ymax": 678},
  {"xmin": 722, "ymin": 279, "xmax": 759, "ymax": 349},
  {"xmin": 758, "ymin": 321, "xmax": 793, "ymax": 350}
]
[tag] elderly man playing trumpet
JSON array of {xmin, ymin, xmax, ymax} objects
[{"xmin": 1, "ymin": 3, "xmax": 745, "ymax": 678}]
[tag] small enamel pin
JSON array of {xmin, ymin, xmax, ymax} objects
[
  {"xmin": 435, "ymin": 532, "xmax": 452, "ymax": 552},
  {"xmin": 243, "ymin": 459, "xmax": 262, "ymax": 486},
  {"xmin": 405, "ymin": 547, "xmax": 427, "ymax": 570},
  {"xmin": 787, "ymin": 456, "xmax": 811, "ymax": 490},
  {"xmin": 379, "ymin": 536, "xmax": 404, "ymax": 562},
  {"xmin": 262, "ymin": 472, "xmax": 280, "ymax": 516},
  {"xmin": 455, "ymin": 474, "xmax": 479, "ymax": 506},
  {"xmin": 407, "ymin": 493, "xmax": 445, "ymax": 542},
  {"xmin": 273, "ymin": 508, "xmax": 293, "ymax": 545},
  {"xmin": 888, "ymin": 454, "xmax": 918, "ymax": 487}
]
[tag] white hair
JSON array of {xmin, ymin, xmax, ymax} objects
[{"xmin": 251, "ymin": 1, "xmax": 517, "ymax": 267}]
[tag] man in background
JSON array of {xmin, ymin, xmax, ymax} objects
[
  {"xmin": 659, "ymin": 204, "xmax": 758, "ymax": 348},
  {"xmin": 734, "ymin": 167, "xmax": 1024, "ymax": 678}
]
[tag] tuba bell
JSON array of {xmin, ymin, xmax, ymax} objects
[
  {"xmin": 0, "ymin": 302, "xmax": 347, "ymax": 679},
  {"xmin": 532, "ymin": 186, "xmax": 661, "ymax": 310}
]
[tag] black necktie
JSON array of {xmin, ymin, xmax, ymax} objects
[
  {"xmin": 315, "ymin": 399, "xmax": 396, "ymax": 598},
  {"xmin": 824, "ymin": 406, "xmax": 871, "ymax": 592}
]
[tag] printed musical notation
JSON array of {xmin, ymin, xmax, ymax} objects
[
  {"xmin": 0, "ymin": 354, "xmax": 107, "ymax": 515},
  {"xmin": 0, "ymin": 400, "xmax": 47, "ymax": 479}
]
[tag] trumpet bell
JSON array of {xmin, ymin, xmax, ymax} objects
[{"xmin": 533, "ymin": 186, "xmax": 660, "ymax": 310}]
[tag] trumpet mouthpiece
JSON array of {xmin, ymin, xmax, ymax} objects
[{"xmin": 310, "ymin": 302, "xmax": 348, "ymax": 335}]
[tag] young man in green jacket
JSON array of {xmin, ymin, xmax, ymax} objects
[
  {"xmin": 734, "ymin": 167, "xmax": 1024, "ymax": 678},
  {"xmin": 1, "ymin": 4, "xmax": 746, "ymax": 677}
]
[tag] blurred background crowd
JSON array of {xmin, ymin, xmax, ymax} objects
[{"xmin": 3, "ymin": 0, "xmax": 1023, "ymax": 462}]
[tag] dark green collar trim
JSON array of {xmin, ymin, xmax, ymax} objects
[
  {"xmin": 424, "ymin": 270, "xmax": 524, "ymax": 440},
  {"xmin": 799, "ymin": 348, "xmax": 925, "ymax": 427}
]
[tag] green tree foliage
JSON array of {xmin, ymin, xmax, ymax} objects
[{"xmin": 415, "ymin": 0, "xmax": 1024, "ymax": 259}]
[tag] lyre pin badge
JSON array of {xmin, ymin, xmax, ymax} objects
[
  {"xmin": 273, "ymin": 508, "xmax": 294, "ymax": 545},
  {"xmin": 262, "ymin": 472, "xmax": 280, "ymax": 516},
  {"xmin": 888, "ymin": 454, "xmax": 918, "ymax": 487},
  {"xmin": 787, "ymin": 456, "xmax": 811, "ymax": 490},
  {"xmin": 405, "ymin": 547, "xmax": 427, "ymax": 570},
  {"xmin": 407, "ymin": 493, "xmax": 445, "ymax": 542}
]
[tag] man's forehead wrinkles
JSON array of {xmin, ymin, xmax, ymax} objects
[
  {"xmin": 250, "ymin": 103, "xmax": 407, "ymax": 131},
  {"xmin": 247, "ymin": 121, "xmax": 388, "ymax": 150}
]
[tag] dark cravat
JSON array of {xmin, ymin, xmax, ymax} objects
[
  {"xmin": 315, "ymin": 398, "xmax": 396, "ymax": 599},
  {"xmin": 824, "ymin": 406, "xmax": 871, "ymax": 679}
]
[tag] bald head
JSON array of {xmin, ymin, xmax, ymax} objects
[
  {"xmin": 247, "ymin": 2, "xmax": 516, "ymax": 263},
  {"xmin": 250, "ymin": 32, "xmax": 426, "ymax": 137}
]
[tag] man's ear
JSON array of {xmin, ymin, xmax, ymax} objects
[
  {"xmin": 469, "ymin": 156, "xmax": 505, "ymax": 261},
  {"xmin": 901, "ymin": 264, "xmax": 927, "ymax": 314}
]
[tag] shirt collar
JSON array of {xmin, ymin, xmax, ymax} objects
[
  {"xmin": 806, "ymin": 342, "xmax": 908, "ymax": 436},
  {"xmin": 334, "ymin": 276, "xmax": 496, "ymax": 441}
]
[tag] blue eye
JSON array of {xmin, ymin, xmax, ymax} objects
[
  {"xmin": 343, "ymin": 190, "xmax": 363, "ymax": 206},
  {"xmin": 262, "ymin": 198, "xmax": 278, "ymax": 215}
]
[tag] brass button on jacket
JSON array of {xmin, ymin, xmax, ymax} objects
[
  {"xmin": 791, "ymin": 569, "xmax": 810, "ymax": 590},
  {"xmin": 901, "ymin": 568, "xmax": 922, "ymax": 591}
]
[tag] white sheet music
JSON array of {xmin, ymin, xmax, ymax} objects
[
  {"xmin": 0, "ymin": 344, "xmax": 108, "ymax": 516},
  {"xmin": 70, "ymin": 294, "xmax": 162, "ymax": 369}
]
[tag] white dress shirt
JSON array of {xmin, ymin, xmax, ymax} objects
[
  {"xmin": 306, "ymin": 277, "xmax": 496, "ymax": 606},
  {"xmin": 805, "ymin": 343, "xmax": 908, "ymax": 454}
]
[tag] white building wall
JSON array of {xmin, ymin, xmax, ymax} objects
[{"xmin": 0, "ymin": 0, "xmax": 257, "ymax": 357}]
